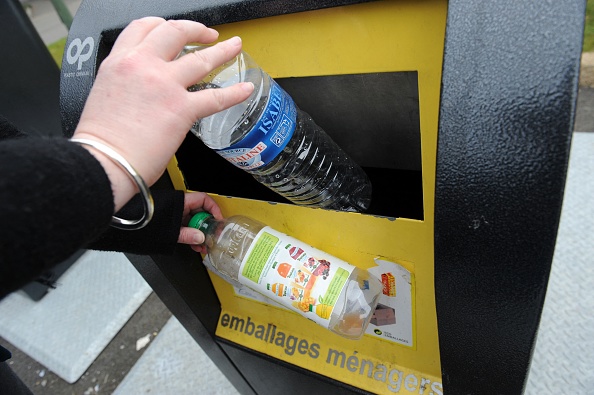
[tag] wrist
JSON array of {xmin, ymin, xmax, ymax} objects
[
  {"xmin": 77, "ymin": 142, "xmax": 137, "ymax": 211},
  {"xmin": 70, "ymin": 137, "xmax": 154, "ymax": 229}
]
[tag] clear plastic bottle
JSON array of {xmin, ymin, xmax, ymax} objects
[
  {"xmin": 180, "ymin": 46, "xmax": 372, "ymax": 212},
  {"xmin": 189, "ymin": 212, "xmax": 382, "ymax": 340}
]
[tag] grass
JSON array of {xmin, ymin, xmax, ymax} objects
[
  {"xmin": 48, "ymin": 37, "xmax": 67, "ymax": 68},
  {"xmin": 45, "ymin": 1, "xmax": 594, "ymax": 68},
  {"xmin": 584, "ymin": 0, "xmax": 594, "ymax": 52}
]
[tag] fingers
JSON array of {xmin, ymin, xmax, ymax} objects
[
  {"xmin": 174, "ymin": 36, "xmax": 243, "ymax": 87},
  {"xmin": 184, "ymin": 192, "xmax": 223, "ymax": 219},
  {"xmin": 112, "ymin": 18, "xmax": 219, "ymax": 61},
  {"xmin": 196, "ymin": 195, "xmax": 224, "ymax": 220},
  {"xmin": 178, "ymin": 226, "xmax": 205, "ymax": 246},
  {"xmin": 111, "ymin": 17, "xmax": 166, "ymax": 53},
  {"xmin": 174, "ymin": 36, "xmax": 253, "ymax": 120},
  {"xmin": 190, "ymin": 244, "xmax": 207, "ymax": 254},
  {"xmin": 187, "ymin": 82, "xmax": 254, "ymax": 120},
  {"xmin": 141, "ymin": 19, "xmax": 219, "ymax": 60},
  {"xmin": 178, "ymin": 192, "xmax": 223, "ymax": 252}
]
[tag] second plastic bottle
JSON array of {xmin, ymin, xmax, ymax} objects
[
  {"xmin": 180, "ymin": 46, "xmax": 372, "ymax": 213},
  {"xmin": 189, "ymin": 212, "xmax": 382, "ymax": 340}
]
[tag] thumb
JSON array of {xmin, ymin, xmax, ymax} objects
[{"xmin": 178, "ymin": 227, "xmax": 205, "ymax": 246}]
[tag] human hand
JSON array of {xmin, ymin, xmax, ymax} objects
[
  {"xmin": 177, "ymin": 192, "xmax": 222, "ymax": 253},
  {"xmin": 72, "ymin": 17, "xmax": 254, "ymax": 212}
]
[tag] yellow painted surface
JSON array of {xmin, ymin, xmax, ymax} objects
[{"xmin": 169, "ymin": 1, "xmax": 447, "ymax": 393}]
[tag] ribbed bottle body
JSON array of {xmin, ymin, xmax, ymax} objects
[{"xmin": 250, "ymin": 107, "xmax": 372, "ymax": 211}]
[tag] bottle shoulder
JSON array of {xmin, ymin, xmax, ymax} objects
[
  {"xmin": 194, "ymin": 69, "xmax": 271, "ymax": 150},
  {"xmin": 224, "ymin": 215, "xmax": 266, "ymax": 231}
]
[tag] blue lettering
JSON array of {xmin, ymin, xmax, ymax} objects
[
  {"xmin": 220, "ymin": 79, "xmax": 295, "ymax": 170},
  {"xmin": 257, "ymin": 90, "xmax": 282, "ymax": 134},
  {"xmin": 258, "ymin": 118, "xmax": 274, "ymax": 134}
]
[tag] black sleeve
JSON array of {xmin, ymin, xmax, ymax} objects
[
  {"xmin": 88, "ymin": 189, "xmax": 185, "ymax": 255},
  {"xmin": 0, "ymin": 136, "xmax": 114, "ymax": 297},
  {"xmin": 0, "ymin": 132, "xmax": 186, "ymax": 298},
  {"xmin": 0, "ymin": 115, "xmax": 27, "ymax": 140}
]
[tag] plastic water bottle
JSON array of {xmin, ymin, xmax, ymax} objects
[
  {"xmin": 189, "ymin": 212, "xmax": 382, "ymax": 340},
  {"xmin": 180, "ymin": 46, "xmax": 372, "ymax": 212}
]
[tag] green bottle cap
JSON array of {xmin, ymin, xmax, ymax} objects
[{"xmin": 188, "ymin": 212, "xmax": 213, "ymax": 230}]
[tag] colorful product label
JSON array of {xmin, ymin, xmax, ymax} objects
[
  {"xmin": 216, "ymin": 79, "xmax": 297, "ymax": 170},
  {"xmin": 238, "ymin": 226, "xmax": 355, "ymax": 328},
  {"xmin": 381, "ymin": 273, "xmax": 396, "ymax": 297}
]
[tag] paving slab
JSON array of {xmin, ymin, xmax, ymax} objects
[
  {"xmin": 113, "ymin": 316, "xmax": 240, "ymax": 395},
  {"xmin": 0, "ymin": 251, "xmax": 152, "ymax": 383},
  {"xmin": 575, "ymin": 87, "xmax": 594, "ymax": 132},
  {"xmin": 524, "ymin": 131, "xmax": 594, "ymax": 394}
]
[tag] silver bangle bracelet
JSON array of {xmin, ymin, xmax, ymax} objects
[{"xmin": 71, "ymin": 138, "xmax": 154, "ymax": 230}]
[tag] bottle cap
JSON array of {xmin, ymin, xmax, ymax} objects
[{"xmin": 188, "ymin": 212, "xmax": 213, "ymax": 230}]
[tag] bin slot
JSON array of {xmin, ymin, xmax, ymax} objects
[{"xmin": 176, "ymin": 72, "xmax": 423, "ymax": 220}]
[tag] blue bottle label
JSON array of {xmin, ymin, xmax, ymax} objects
[{"xmin": 215, "ymin": 79, "xmax": 296, "ymax": 171}]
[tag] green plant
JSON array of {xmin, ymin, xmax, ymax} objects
[
  {"xmin": 585, "ymin": 0, "xmax": 594, "ymax": 52},
  {"xmin": 47, "ymin": 37, "xmax": 66, "ymax": 68}
]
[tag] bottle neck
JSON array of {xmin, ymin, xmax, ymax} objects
[
  {"xmin": 197, "ymin": 215, "xmax": 217, "ymax": 236},
  {"xmin": 189, "ymin": 213, "xmax": 220, "ymax": 250}
]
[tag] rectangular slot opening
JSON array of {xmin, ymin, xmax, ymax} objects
[{"xmin": 176, "ymin": 71, "xmax": 423, "ymax": 220}]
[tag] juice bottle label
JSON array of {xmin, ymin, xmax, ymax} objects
[
  {"xmin": 215, "ymin": 78, "xmax": 296, "ymax": 170},
  {"xmin": 238, "ymin": 226, "xmax": 354, "ymax": 328}
]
